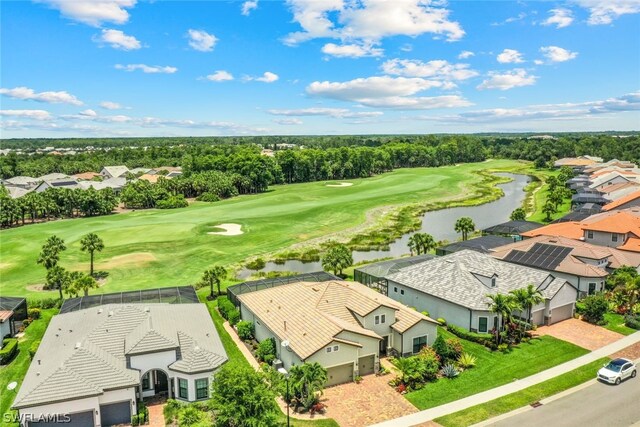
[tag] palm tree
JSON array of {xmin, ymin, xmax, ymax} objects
[
  {"xmin": 291, "ymin": 362, "xmax": 328, "ymax": 409},
  {"xmin": 509, "ymin": 284, "xmax": 544, "ymax": 326},
  {"xmin": 80, "ymin": 233, "xmax": 105, "ymax": 277},
  {"xmin": 46, "ymin": 265, "xmax": 71, "ymax": 300},
  {"xmin": 487, "ymin": 293, "xmax": 520, "ymax": 344},
  {"xmin": 71, "ymin": 274, "xmax": 100, "ymax": 297},
  {"xmin": 321, "ymin": 243, "xmax": 353, "ymax": 276},
  {"xmin": 454, "ymin": 217, "xmax": 475, "ymax": 241},
  {"xmin": 203, "ymin": 266, "xmax": 227, "ymax": 298},
  {"xmin": 408, "ymin": 234, "xmax": 422, "ymax": 255},
  {"xmin": 37, "ymin": 235, "xmax": 67, "ymax": 270},
  {"xmin": 418, "ymin": 233, "xmax": 437, "ymax": 254}
]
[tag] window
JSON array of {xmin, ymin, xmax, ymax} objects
[
  {"xmin": 195, "ymin": 378, "xmax": 209, "ymax": 399},
  {"xmin": 141, "ymin": 372, "xmax": 151, "ymax": 390},
  {"xmin": 412, "ymin": 335, "xmax": 428, "ymax": 354},
  {"xmin": 400, "ymin": 289, "xmax": 405, "ymax": 295},
  {"xmin": 491, "ymin": 277, "xmax": 496, "ymax": 288},
  {"xmin": 588, "ymin": 283, "xmax": 597, "ymax": 295},
  {"xmin": 393, "ymin": 287, "xmax": 398, "ymax": 293},
  {"xmin": 478, "ymin": 317, "xmax": 488, "ymax": 333},
  {"xmin": 326, "ymin": 345, "xmax": 339, "ymax": 353},
  {"xmin": 333, "ymin": 345, "xmax": 339, "ymax": 352},
  {"xmin": 381, "ymin": 314, "xmax": 386, "ymax": 324},
  {"xmin": 587, "ymin": 231, "xmax": 594, "ymax": 239},
  {"xmin": 178, "ymin": 378, "xmax": 188, "ymax": 399},
  {"xmin": 375, "ymin": 315, "xmax": 380, "ymax": 325},
  {"xmin": 326, "ymin": 346, "xmax": 332, "ymax": 353},
  {"xmin": 612, "ymin": 234, "xmax": 618, "ymax": 242},
  {"xmin": 375, "ymin": 314, "xmax": 386, "ymax": 325}
]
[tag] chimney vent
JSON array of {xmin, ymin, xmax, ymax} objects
[{"xmin": 284, "ymin": 321, "xmax": 287, "ymax": 331}]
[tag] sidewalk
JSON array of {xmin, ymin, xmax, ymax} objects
[{"xmin": 370, "ymin": 331, "xmax": 640, "ymax": 427}]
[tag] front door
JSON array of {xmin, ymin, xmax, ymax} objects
[
  {"xmin": 154, "ymin": 370, "xmax": 168, "ymax": 395},
  {"xmin": 379, "ymin": 336, "xmax": 389, "ymax": 356}
]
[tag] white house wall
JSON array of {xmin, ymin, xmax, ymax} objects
[
  {"xmin": 169, "ymin": 370, "xmax": 215, "ymax": 403},
  {"xmin": 548, "ymin": 283, "xmax": 578, "ymax": 313},
  {"xmin": 387, "ymin": 280, "xmax": 471, "ymax": 330},
  {"xmin": 362, "ymin": 306, "xmax": 397, "ymax": 338},
  {"xmin": 552, "ymin": 272, "xmax": 604, "ymax": 295},
  {"xmin": 469, "ymin": 310, "xmax": 497, "ymax": 333},
  {"xmin": 129, "ymin": 350, "xmax": 177, "ymax": 376},
  {"xmin": 400, "ymin": 320, "xmax": 438, "ymax": 356},
  {"xmin": 584, "ymin": 230, "xmax": 624, "ymax": 248}
]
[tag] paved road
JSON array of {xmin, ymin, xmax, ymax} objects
[{"xmin": 491, "ymin": 377, "xmax": 640, "ymax": 427}]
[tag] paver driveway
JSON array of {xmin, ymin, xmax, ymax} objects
[
  {"xmin": 321, "ymin": 371, "xmax": 417, "ymax": 427},
  {"xmin": 535, "ymin": 318, "xmax": 623, "ymax": 350}
]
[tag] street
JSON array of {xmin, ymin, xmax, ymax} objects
[{"xmin": 491, "ymin": 376, "xmax": 640, "ymax": 427}]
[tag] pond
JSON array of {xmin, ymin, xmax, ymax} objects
[{"xmin": 236, "ymin": 173, "xmax": 531, "ymax": 279}]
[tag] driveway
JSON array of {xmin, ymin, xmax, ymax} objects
[
  {"xmin": 321, "ymin": 368, "xmax": 417, "ymax": 427},
  {"xmin": 535, "ymin": 318, "xmax": 623, "ymax": 350}
]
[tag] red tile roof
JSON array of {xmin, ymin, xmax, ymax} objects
[
  {"xmin": 0, "ymin": 310, "xmax": 13, "ymax": 322},
  {"xmin": 602, "ymin": 190, "xmax": 640, "ymax": 211}
]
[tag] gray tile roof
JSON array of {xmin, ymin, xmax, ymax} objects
[
  {"xmin": 101, "ymin": 165, "xmax": 129, "ymax": 178},
  {"xmin": 14, "ymin": 303, "xmax": 227, "ymax": 409},
  {"xmin": 386, "ymin": 250, "xmax": 563, "ymax": 311}
]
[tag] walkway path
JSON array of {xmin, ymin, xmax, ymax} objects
[
  {"xmin": 147, "ymin": 402, "xmax": 165, "ymax": 427},
  {"xmin": 535, "ymin": 318, "xmax": 623, "ymax": 350},
  {"xmin": 370, "ymin": 331, "xmax": 640, "ymax": 427}
]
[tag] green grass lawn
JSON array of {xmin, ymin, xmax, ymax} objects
[
  {"xmin": 525, "ymin": 169, "xmax": 572, "ymax": 223},
  {"xmin": 603, "ymin": 312, "xmax": 638, "ymax": 336},
  {"xmin": 435, "ymin": 357, "xmax": 609, "ymax": 427},
  {"xmin": 405, "ymin": 328, "xmax": 589, "ymax": 410},
  {"xmin": 0, "ymin": 308, "xmax": 58, "ymax": 426},
  {"xmin": 1, "ymin": 160, "xmax": 532, "ymax": 298},
  {"xmin": 198, "ymin": 292, "xmax": 339, "ymax": 427}
]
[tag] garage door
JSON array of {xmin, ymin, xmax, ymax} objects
[
  {"xmin": 531, "ymin": 310, "xmax": 544, "ymax": 326},
  {"xmin": 358, "ymin": 355, "xmax": 375, "ymax": 376},
  {"xmin": 326, "ymin": 363, "xmax": 353, "ymax": 387},
  {"xmin": 100, "ymin": 401, "xmax": 131, "ymax": 427},
  {"xmin": 29, "ymin": 411, "xmax": 94, "ymax": 426},
  {"xmin": 549, "ymin": 303, "xmax": 574, "ymax": 325}
]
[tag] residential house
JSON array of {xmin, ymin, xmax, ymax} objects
[
  {"xmin": 0, "ymin": 297, "xmax": 27, "ymax": 338},
  {"xmin": 385, "ymin": 250, "xmax": 577, "ymax": 331},
  {"xmin": 72, "ymin": 172, "xmax": 100, "ymax": 181},
  {"xmin": 100, "ymin": 166, "xmax": 130, "ymax": 179},
  {"xmin": 37, "ymin": 173, "xmax": 71, "ymax": 182},
  {"xmin": 13, "ymin": 303, "xmax": 227, "ymax": 426},
  {"xmin": 129, "ymin": 168, "xmax": 151, "ymax": 176},
  {"xmin": 490, "ymin": 235, "xmax": 640, "ymax": 297},
  {"xmin": 553, "ymin": 156, "xmax": 601, "ymax": 168},
  {"xmin": 3, "ymin": 176, "xmax": 39, "ymax": 189},
  {"xmin": 482, "ymin": 220, "xmax": 543, "ymax": 238},
  {"xmin": 435, "ymin": 235, "xmax": 513, "ymax": 256},
  {"xmin": 603, "ymin": 190, "xmax": 640, "ymax": 212},
  {"xmin": 79, "ymin": 177, "xmax": 127, "ymax": 193},
  {"xmin": 138, "ymin": 174, "xmax": 161, "ymax": 184},
  {"xmin": 354, "ymin": 254, "xmax": 434, "ymax": 290},
  {"xmin": 601, "ymin": 182, "xmax": 640, "ymax": 202},
  {"xmin": 3, "ymin": 185, "xmax": 31, "ymax": 199},
  {"xmin": 34, "ymin": 177, "xmax": 80, "ymax": 193},
  {"xmin": 589, "ymin": 172, "xmax": 635, "ymax": 191},
  {"xmin": 238, "ymin": 280, "xmax": 438, "ymax": 386}
]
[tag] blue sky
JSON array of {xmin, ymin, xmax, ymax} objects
[{"xmin": 1, "ymin": 0, "xmax": 639, "ymax": 138}]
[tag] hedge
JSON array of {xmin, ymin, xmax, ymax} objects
[
  {"xmin": 447, "ymin": 324, "xmax": 496, "ymax": 349},
  {"xmin": 29, "ymin": 340, "xmax": 41, "ymax": 360},
  {"xmin": 0, "ymin": 338, "xmax": 18, "ymax": 364},
  {"xmin": 28, "ymin": 308, "xmax": 41, "ymax": 320},
  {"xmin": 26, "ymin": 298, "xmax": 61, "ymax": 309},
  {"xmin": 625, "ymin": 315, "xmax": 640, "ymax": 330}
]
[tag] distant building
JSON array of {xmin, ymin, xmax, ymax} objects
[
  {"xmin": 3, "ymin": 176, "xmax": 39, "ymax": 189},
  {"xmin": 100, "ymin": 166, "xmax": 130, "ymax": 179},
  {"xmin": 34, "ymin": 178, "xmax": 80, "ymax": 193},
  {"xmin": 436, "ymin": 235, "xmax": 514, "ymax": 256}
]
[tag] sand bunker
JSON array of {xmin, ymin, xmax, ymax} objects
[
  {"xmin": 208, "ymin": 223, "xmax": 244, "ymax": 236},
  {"xmin": 326, "ymin": 182, "xmax": 353, "ymax": 187}
]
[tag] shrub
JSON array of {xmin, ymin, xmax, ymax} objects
[
  {"xmin": 156, "ymin": 195, "xmax": 189, "ymax": 209},
  {"xmin": 437, "ymin": 318, "xmax": 447, "ymax": 325},
  {"xmin": 177, "ymin": 406, "xmax": 208, "ymax": 426},
  {"xmin": 416, "ymin": 346, "xmax": 440, "ymax": 381},
  {"xmin": 624, "ymin": 315, "xmax": 640, "ymax": 330},
  {"xmin": 29, "ymin": 340, "xmax": 41, "ymax": 360},
  {"xmin": 433, "ymin": 335, "xmax": 462, "ymax": 362},
  {"xmin": 131, "ymin": 414, "xmax": 140, "ymax": 426},
  {"xmin": 237, "ymin": 321, "xmax": 254, "ymax": 341},
  {"xmin": 27, "ymin": 308, "xmax": 41, "ymax": 319},
  {"xmin": 447, "ymin": 324, "xmax": 494, "ymax": 348},
  {"xmin": 442, "ymin": 363, "xmax": 459, "ymax": 378},
  {"xmin": 0, "ymin": 339, "xmax": 18, "ymax": 364},
  {"xmin": 26, "ymin": 297, "xmax": 60, "ymax": 309},
  {"xmin": 196, "ymin": 192, "xmax": 220, "ymax": 202},
  {"xmin": 217, "ymin": 297, "xmax": 235, "ymax": 320},
  {"xmin": 256, "ymin": 338, "xmax": 276, "ymax": 365},
  {"xmin": 582, "ymin": 294, "xmax": 608, "ymax": 324},
  {"xmin": 498, "ymin": 343, "xmax": 509, "ymax": 352},
  {"xmin": 163, "ymin": 399, "xmax": 184, "ymax": 424},
  {"xmin": 245, "ymin": 258, "xmax": 266, "ymax": 270},
  {"xmin": 421, "ymin": 311, "xmax": 430, "ymax": 317},
  {"xmin": 457, "ymin": 352, "xmax": 477, "ymax": 369},
  {"xmin": 227, "ymin": 308, "xmax": 240, "ymax": 326},
  {"xmin": 22, "ymin": 318, "xmax": 32, "ymax": 327}
]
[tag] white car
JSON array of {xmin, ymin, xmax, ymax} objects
[{"xmin": 597, "ymin": 358, "xmax": 637, "ymax": 385}]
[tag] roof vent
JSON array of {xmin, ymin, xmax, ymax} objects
[
  {"xmin": 98, "ymin": 308, "xmax": 103, "ymax": 314},
  {"xmin": 144, "ymin": 307, "xmax": 150, "ymax": 312},
  {"xmin": 75, "ymin": 342, "xmax": 81, "ymax": 349},
  {"xmin": 36, "ymin": 372, "xmax": 40, "ymax": 377},
  {"xmin": 194, "ymin": 346, "xmax": 200, "ymax": 351},
  {"xmin": 37, "ymin": 359, "xmax": 41, "ymax": 365},
  {"xmin": 108, "ymin": 310, "xmax": 114, "ymax": 317}
]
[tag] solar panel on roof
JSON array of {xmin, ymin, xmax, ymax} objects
[{"xmin": 503, "ymin": 243, "xmax": 572, "ymax": 270}]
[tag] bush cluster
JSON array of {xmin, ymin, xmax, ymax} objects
[
  {"xmin": 446, "ymin": 324, "xmax": 495, "ymax": 349},
  {"xmin": 27, "ymin": 308, "xmax": 41, "ymax": 319},
  {"xmin": 256, "ymin": 338, "xmax": 276, "ymax": 365},
  {"xmin": 625, "ymin": 315, "xmax": 640, "ymax": 330},
  {"xmin": 26, "ymin": 298, "xmax": 60, "ymax": 309},
  {"xmin": 582, "ymin": 294, "xmax": 608, "ymax": 324},
  {"xmin": 29, "ymin": 340, "xmax": 41, "ymax": 360},
  {"xmin": 237, "ymin": 321, "xmax": 254, "ymax": 341},
  {"xmin": 433, "ymin": 335, "xmax": 462, "ymax": 362},
  {"xmin": 195, "ymin": 192, "xmax": 221, "ymax": 202},
  {"xmin": 156, "ymin": 194, "xmax": 189, "ymax": 209},
  {"xmin": 0, "ymin": 338, "xmax": 18, "ymax": 364},
  {"xmin": 218, "ymin": 297, "xmax": 241, "ymax": 326}
]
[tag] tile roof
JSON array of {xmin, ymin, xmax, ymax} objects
[
  {"xmin": 521, "ymin": 221, "xmax": 585, "ymax": 239},
  {"xmin": 386, "ymin": 250, "xmax": 563, "ymax": 311},
  {"xmin": 491, "ymin": 235, "xmax": 640, "ymax": 276},
  {"xmin": 72, "ymin": 171, "xmax": 100, "ymax": 180},
  {"xmin": 603, "ymin": 190, "xmax": 640, "ymax": 211},
  {"xmin": 4, "ymin": 185, "xmax": 30, "ymax": 199},
  {"xmin": 0, "ymin": 310, "xmax": 13, "ymax": 322},
  {"xmin": 581, "ymin": 210, "xmax": 640, "ymax": 236},
  {"xmin": 4, "ymin": 176, "xmax": 39, "ymax": 186},
  {"xmin": 13, "ymin": 303, "xmax": 227, "ymax": 409},
  {"xmin": 138, "ymin": 173, "xmax": 160, "ymax": 183},
  {"xmin": 38, "ymin": 173, "xmax": 70, "ymax": 181},
  {"xmin": 619, "ymin": 237, "xmax": 640, "ymax": 253},
  {"xmin": 102, "ymin": 165, "xmax": 130, "ymax": 178},
  {"xmin": 238, "ymin": 281, "xmax": 437, "ymax": 360}
]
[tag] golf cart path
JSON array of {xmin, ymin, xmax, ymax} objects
[{"xmin": 370, "ymin": 331, "xmax": 640, "ymax": 427}]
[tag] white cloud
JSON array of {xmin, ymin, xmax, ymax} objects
[
  {"xmin": 93, "ymin": 29, "xmax": 141, "ymax": 50},
  {"xmin": 100, "ymin": 101, "xmax": 123, "ymax": 110},
  {"xmin": 0, "ymin": 109, "xmax": 52, "ymax": 120},
  {"xmin": 241, "ymin": 0, "xmax": 258, "ymax": 16},
  {"xmin": 540, "ymin": 46, "xmax": 578, "ymax": 62},
  {"xmin": 400, "ymin": 44, "xmax": 413, "ymax": 52},
  {"xmin": 497, "ymin": 49, "xmax": 524, "ymax": 64},
  {"xmin": 477, "ymin": 69, "xmax": 537, "ymax": 90},
  {"xmin": 321, "ymin": 42, "xmax": 383, "ymax": 58},
  {"xmin": 542, "ymin": 8, "xmax": 574, "ymax": 28},
  {"xmin": 187, "ymin": 29, "xmax": 217, "ymax": 52},
  {"xmin": 284, "ymin": 0, "xmax": 465, "ymax": 46},
  {"xmin": 206, "ymin": 70, "xmax": 234, "ymax": 82},
  {"xmin": 418, "ymin": 91, "xmax": 640, "ymax": 123},
  {"xmin": 115, "ymin": 64, "xmax": 177, "ymax": 74},
  {"xmin": 247, "ymin": 72, "xmax": 279, "ymax": 83},
  {"xmin": 79, "ymin": 109, "xmax": 98, "ymax": 117},
  {"xmin": 273, "ymin": 118, "xmax": 303, "ymax": 125},
  {"xmin": 267, "ymin": 107, "xmax": 383, "ymax": 118},
  {"xmin": 491, "ymin": 12, "xmax": 527, "ymax": 26},
  {"xmin": 0, "ymin": 86, "xmax": 83, "ymax": 105},
  {"xmin": 458, "ymin": 50, "xmax": 474, "ymax": 59},
  {"xmin": 574, "ymin": 0, "xmax": 640, "ymax": 25},
  {"xmin": 306, "ymin": 76, "xmax": 473, "ymax": 109},
  {"xmin": 534, "ymin": 59, "xmax": 544, "ymax": 65},
  {"xmin": 37, "ymin": 0, "xmax": 136, "ymax": 26},
  {"xmin": 381, "ymin": 59, "xmax": 478, "ymax": 81}
]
